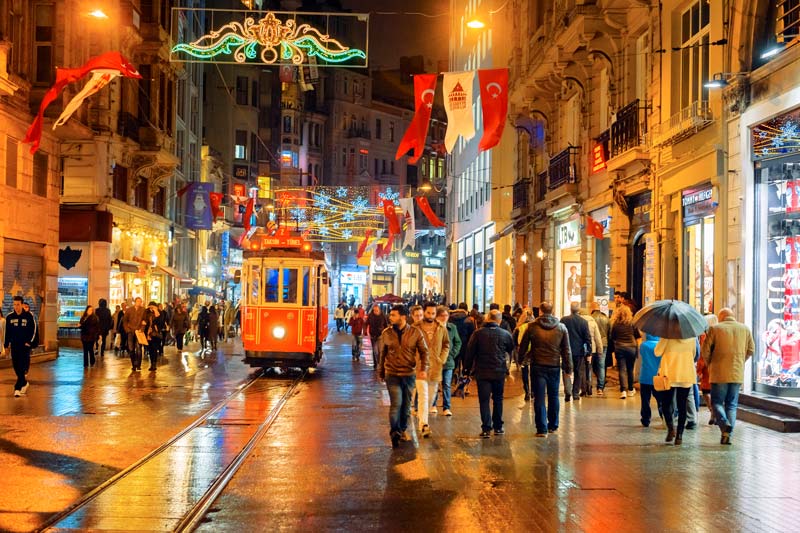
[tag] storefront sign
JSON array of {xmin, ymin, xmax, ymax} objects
[
  {"xmin": 630, "ymin": 192, "xmax": 651, "ymax": 227},
  {"xmin": 590, "ymin": 142, "xmax": 607, "ymax": 173},
  {"xmin": 233, "ymin": 165, "xmax": 249, "ymax": 179},
  {"xmin": 682, "ymin": 186, "xmax": 716, "ymax": 220},
  {"xmin": 644, "ymin": 233, "xmax": 658, "ymax": 306},
  {"xmin": 556, "ymin": 220, "xmax": 580, "ymax": 250},
  {"xmin": 590, "ymin": 206, "xmax": 611, "ymax": 236},
  {"xmin": 342, "ymin": 271, "xmax": 367, "ymax": 284},
  {"xmin": 373, "ymin": 261, "xmax": 397, "ymax": 274},
  {"xmin": 594, "ymin": 237, "xmax": 612, "ymax": 300},
  {"xmin": 402, "ymin": 250, "xmax": 421, "ymax": 264},
  {"xmin": 185, "ymin": 182, "xmax": 213, "ymax": 230},
  {"xmin": 424, "ymin": 257, "xmax": 443, "ymax": 267},
  {"xmin": 58, "ymin": 243, "xmax": 89, "ymax": 277}
]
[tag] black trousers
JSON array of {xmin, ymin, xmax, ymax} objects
[
  {"xmin": 657, "ymin": 386, "xmax": 691, "ymax": 434},
  {"xmin": 175, "ymin": 331, "xmax": 184, "ymax": 350},
  {"xmin": 82, "ymin": 340, "xmax": 96, "ymax": 366},
  {"xmin": 99, "ymin": 332, "xmax": 108, "ymax": 357},
  {"xmin": 11, "ymin": 346, "xmax": 31, "ymax": 391},
  {"xmin": 477, "ymin": 378, "xmax": 505, "ymax": 432}
]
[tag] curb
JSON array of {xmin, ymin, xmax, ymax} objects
[{"xmin": 0, "ymin": 350, "xmax": 58, "ymax": 369}]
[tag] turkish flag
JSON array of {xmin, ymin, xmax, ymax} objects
[
  {"xmin": 586, "ymin": 216, "xmax": 605, "ymax": 239},
  {"xmin": 356, "ymin": 230, "xmax": 374, "ymax": 259},
  {"xmin": 382, "ymin": 199, "xmax": 401, "ymax": 236},
  {"xmin": 24, "ymin": 51, "xmax": 142, "ymax": 154},
  {"xmin": 395, "ymin": 74, "xmax": 437, "ymax": 164},
  {"xmin": 243, "ymin": 198, "xmax": 255, "ymax": 233},
  {"xmin": 478, "ymin": 69, "xmax": 509, "ymax": 151},
  {"xmin": 209, "ymin": 192, "xmax": 224, "ymax": 221},
  {"xmin": 416, "ymin": 196, "xmax": 446, "ymax": 228}
]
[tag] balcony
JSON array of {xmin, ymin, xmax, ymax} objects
[
  {"xmin": 545, "ymin": 147, "xmax": 579, "ymax": 203},
  {"xmin": 607, "ymin": 99, "xmax": 650, "ymax": 174},
  {"xmin": 117, "ymin": 112, "xmax": 141, "ymax": 142},
  {"xmin": 652, "ymin": 101, "xmax": 713, "ymax": 147},
  {"xmin": 512, "ymin": 179, "xmax": 530, "ymax": 219},
  {"xmin": 345, "ymin": 127, "xmax": 371, "ymax": 140}
]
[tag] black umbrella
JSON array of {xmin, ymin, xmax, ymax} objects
[{"xmin": 632, "ymin": 299, "xmax": 708, "ymax": 339}]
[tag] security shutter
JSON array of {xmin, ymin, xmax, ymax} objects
[{"xmin": 3, "ymin": 252, "xmax": 44, "ymax": 322}]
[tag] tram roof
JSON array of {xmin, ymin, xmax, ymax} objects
[{"xmin": 243, "ymin": 248, "xmax": 326, "ymax": 261}]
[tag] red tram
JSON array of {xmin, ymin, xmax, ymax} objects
[{"xmin": 239, "ymin": 231, "xmax": 329, "ymax": 368}]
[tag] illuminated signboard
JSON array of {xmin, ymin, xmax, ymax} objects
[
  {"xmin": 257, "ymin": 176, "xmax": 272, "ymax": 199},
  {"xmin": 233, "ymin": 165, "xmax": 249, "ymax": 179},
  {"xmin": 591, "ymin": 142, "xmax": 607, "ymax": 173},
  {"xmin": 170, "ymin": 9, "xmax": 369, "ymax": 68}
]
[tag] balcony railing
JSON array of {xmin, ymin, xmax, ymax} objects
[
  {"xmin": 777, "ymin": 0, "xmax": 800, "ymax": 43},
  {"xmin": 610, "ymin": 99, "xmax": 648, "ymax": 157},
  {"xmin": 548, "ymin": 146, "xmax": 579, "ymax": 189},
  {"xmin": 653, "ymin": 100, "xmax": 713, "ymax": 147},
  {"xmin": 346, "ymin": 127, "xmax": 371, "ymax": 140},
  {"xmin": 513, "ymin": 179, "xmax": 530, "ymax": 211}
]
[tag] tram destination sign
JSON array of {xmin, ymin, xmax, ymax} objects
[{"xmin": 170, "ymin": 8, "xmax": 369, "ymax": 67}]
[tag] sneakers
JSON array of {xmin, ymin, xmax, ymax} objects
[
  {"xmin": 628, "ymin": 389, "xmax": 636, "ymax": 397},
  {"xmin": 480, "ymin": 431, "xmax": 491, "ymax": 438},
  {"xmin": 430, "ymin": 406, "xmax": 438, "ymax": 414},
  {"xmin": 20, "ymin": 383, "xmax": 29, "ymax": 395},
  {"xmin": 548, "ymin": 428, "xmax": 557, "ymax": 433},
  {"xmin": 494, "ymin": 428, "xmax": 505, "ymax": 435},
  {"xmin": 597, "ymin": 389, "xmax": 604, "ymax": 397},
  {"xmin": 421, "ymin": 424, "xmax": 432, "ymax": 438},
  {"xmin": 443, "ymin": 409, "xmax": 453, "ymax": 416},
  {"xmin": 13, "ymin": 389, "xmax": 21, "ymax": 397},
  {"xmin": 535, "ymin": 432, "xmax": 547, "ymax": 438},
  {"xmin": 620, "ymin": 391, "xmax": 627, "ymax": 399}
]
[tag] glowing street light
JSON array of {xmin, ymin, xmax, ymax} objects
[
  {"xmin": 419, "ymin": 178, "xmax": 433, "ymax": 193},
  {"xmin": 88, "ymin": 9, "xmax": 109, "ymax": 19},
  {"xmin": 466, "ymin": 19, "xmax": 485, "ymax": 29}
]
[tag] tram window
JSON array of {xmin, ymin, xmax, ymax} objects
[
  {"xmin": 302, "ymin": 266, "xmax": 311, "ymax": 306},
  {"xmin": 264, "ymin": 268, "xmax": 280, "ymax": 302},
  {"xmin": 250, "ymin": 265, "xmax": 261, "ymax": 304},
  {"xmin": 282, "ymin": 268, "xmax": 298, "ymax": 303}
]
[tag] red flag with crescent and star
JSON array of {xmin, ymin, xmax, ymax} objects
[
  {"xmin": 23, "ymin": 51, "xmax": 142, "ymax": 154},
  {"xmin": 585, "ymin": 215, "xmax": 605, "ymax": 239},
  {"xmin": 356, "ymin": 229, "xmax": 374, "ymax": 259},
  {"xmin": 478, "ymin": 68, "xmax": 509, "ymax": 151},
  {"xmin": 395, "ymin": 74, "xmax": 438, "ymax": 164},
  {"xmin": 416, "ymin": 196, "xmax": 446, "ymax": 228},
  {"xmin": 209, "ymin": 192, "xmax": 224, "ymax": 221}
]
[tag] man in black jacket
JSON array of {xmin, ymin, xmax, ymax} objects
[
  {"xmin": 519, "ymin": 302, "xmax": 572, "ymax": 437},
  {"xmin": 448, "ymin": 303, "xmax": 475, "ymax": 375},
  {"xmin": 560, "ymin": 302, "xmax": 592, "ymax": 402},
  {"xmin": 4, "ymin": 296, "xmax": 38, "ymax": 397},
  {"xmin": 95, "ymin": 298, "xmax": 114, "ymax": 358},
  {"xmin": 463, "ymin": 310, "xmax": 515, "ymax": 438}
]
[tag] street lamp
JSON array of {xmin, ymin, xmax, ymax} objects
[
  {"xmin": 419, "ymin": 177, "xmax": 433, "ymax": 193},
  {"xmin": 520, "ymin": 252, "xmax": 528, "ymax": 264},
  {"xmin": 88, "ymin": 9, "xmax": 109, "ymax": 19}
]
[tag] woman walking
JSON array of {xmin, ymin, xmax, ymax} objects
[
  {"xmin": 79, "ymin": 305, "xmax": 100, "ymax": 367},
  {"xmin": 170, "ymin": 303, "xmax": 190, "ymax": 352},
  {"xmin": 208, "ymin": 304, "xmax": 220, "ymax": 351},
  {"xmin": 609, "ymin": 305, "xmax": 640, "ymax": 399},
  {"xmin": 144, "ymin": 301, "xmax": 165, "ymax": 371},
  {"xmin": 198, "ymin": 304, "xmax": 210, "ymax": 350},
  {"xmin": 654, "ymin": 337, "xmax": 698, "ymax": 445}
]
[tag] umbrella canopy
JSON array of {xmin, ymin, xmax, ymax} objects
[
  {"xmin": 633, "ymin": 299, "xmax": 708, "ymax": 339},
  {"xmin": 374, "ymin": 293, "xmax": 404, "ymax": 303}
]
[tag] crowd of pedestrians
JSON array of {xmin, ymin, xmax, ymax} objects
[{"xmin": 356, "ymin": 292, "xmax": 755, "ymax": 449}]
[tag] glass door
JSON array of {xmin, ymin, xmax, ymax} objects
[{"xmin": 684, "ymin": 215, "xmax": 715, "ymax": 314}]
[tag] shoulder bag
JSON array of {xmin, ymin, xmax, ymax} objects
[{"xmin": 653, "ymin": 367, "xmax": 671, "ymax": 391}]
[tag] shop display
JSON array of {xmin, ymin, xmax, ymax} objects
[{"xmin": 58, "ymin": 277, "xmax": 88, "ymax": 327}]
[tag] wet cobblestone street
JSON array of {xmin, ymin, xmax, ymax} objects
[{"xmin": 1, "ymin": 332, "xmax": 799, "ymax": 532}]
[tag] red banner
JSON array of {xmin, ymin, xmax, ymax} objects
[
  {"xmin": 356, "ymin": 230, "xmax": 374, "ymax": 259},
  {"xmin": 585, "ymin": 216, "xmax": 605, "ymax": 239},
  {"xmin": 395, "ymin": 74, "xmax": 438, "ymax": 164},
  {"xmin": 415, "ymin": 196, "xmax": 446, "ymax": 228},
  {"xmin": 478, "ymin": 68, "xmax": 509, "ymax": 152},
  {"xmin": 24, "ymin": 51, "xmax": 142, "ymax": 154},
  {"xmin": 209, "ymin": 192, "xmax": 224, "ymax": 221},
  {"xmin": 382, "ymin": 199, "xmax": 401, "ymax": 236},
  {"xmin": 243, "ymin": 198, "xmax": 254, "ymax": 233}
]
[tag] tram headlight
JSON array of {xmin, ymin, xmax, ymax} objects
[{"xmin": 272, "ymin": 326, "xmax": 286, "ymax": 339}]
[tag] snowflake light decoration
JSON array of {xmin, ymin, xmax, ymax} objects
[
  {"xmin": 343, "ymin": 210, "xmax": 355, "ymax": 222},
  {"xmin": 353, "ymin": 195, "xmax": 369, "ymax": 214},
  {"xmin": 342, "ymin": 229, "xmax": 353, "ymax": 239},
  {"xmin": 379, "ymin": 187, "xmax": 400, "ymax": 205},
  {"xmin": 336, "ymin": 186, "xmax": 348, "ymax": 198},
  {"xmin": 313, "ymin": 193, "xmax": 331, "ymax": 209}
]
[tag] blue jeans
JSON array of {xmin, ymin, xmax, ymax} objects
[
  {"xmin": 591, "ymin": 352, "xmax": 606, "ymax": 390},
  {"xmin": 477, "ymin": 378, "xmax": 505, "ymax": 432},
  {"xmin": 711, "ymin": 383, "xmax": 740, "ymax": 434},
  {"xmin": 616, "ymin": 346, "xmax": 637, "ymax": 391},
  {"xmin": 532, "ymin": 365, "xmax": 561, "ymax": 434},
  {"xmin": 432, "ymin": 368, "xmax": 454, "ymax": 410},
  {"xmin": 521, "ymin": 365, "xmax": 533, "ymax": 395},
  {"xmin": 385, "ymin": 375, "xmax": 416, "ymax": 436}
]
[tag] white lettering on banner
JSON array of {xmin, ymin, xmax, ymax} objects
[
  {"xmin": 557, "ymin": 220, "xmax": 580, "ymax": 249},
  {"xmin": 342, "ymin": 271, "xmax": 366, "ymax": 284},
  {"xmin": 682, "ymin": 188, "xmax": 713, "ymax": 207}
]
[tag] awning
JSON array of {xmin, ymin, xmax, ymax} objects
[
  {"xmin": 112, "ymin": 259, "xmax": 140, "ymax": 273},
  {"xmin": 156, "ymin": 265, "xmax": 194, "ymax": 285},
  {"xmin": 131, "ymin": 256, "xmax": 154, "ymax": 265}
]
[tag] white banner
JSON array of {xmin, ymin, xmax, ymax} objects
[
  {"xmin": 398, "ymin": 198, "xmax": 416, "ymax": 250},
  {"xmin": 442, "ymin": 71, "xmax": 476, "ymax": 152},
  {"xmin": 54, "ymin": 70, "xmax": 120, "ymax": 128}
]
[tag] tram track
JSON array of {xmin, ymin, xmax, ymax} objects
[{"xmin": 37, "ymin": 368, "xmax": 306, "ymax": 532}]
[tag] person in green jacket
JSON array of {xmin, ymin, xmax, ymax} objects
[{"xmin": 432, "ymin": 305, "xmax": 462, "ymax": 416}]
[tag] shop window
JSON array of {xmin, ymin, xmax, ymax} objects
[
  {"xmin": 5, "ymin": 136, "xmax": 18, "ymax": 188},
  {"xmin": 264, "ymin": 268, "xmax": 279, "ymax": 302},
  {"xmin": 684, "ymin": 216, "xmax": 714, "ymax": 314},
  {"xmin": 33, "ymin": 152, "xmax": 48, "ymax": 197}
]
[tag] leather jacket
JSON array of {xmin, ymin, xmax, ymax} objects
[
  {"xmin": 379, "ymin": 322, "xmax": 429, "ymax": 378},
  {"xmin": 519, "ymin": 315, "xmax": 573, "ymax": 374},
  {"xmin": 463, "ymin": 322, "xmax": 515, "ymax": 380}
]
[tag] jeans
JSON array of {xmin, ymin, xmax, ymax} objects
[
  {"xmin": 532, "ymin": 365, "xmax": 561, "ymax": 434},
  {"xmin": 711, "ymin": 382, "xmax": 741, "ymax": 434},
  {"xmin": 616, "ymin": 346, "xmax": 637, "ymax": 392},
  {"xmin": 639, "ymin": 383, "xmax": 659, "ymax": 425},
  {"xmin": 520, "ymin": 365, "xmax": 533, "ymax": 396},
  {"xmin": 82, "ymin": 340, "xmax": 96, "ymax": 366},
  {"xmin": 657, "ymin": 386, "xmax": 691, "ymax": 434},
  {"xmin": 127, "ymin": 332, "xmax": 143, "ymax": 369},
  {"xmin": 433, "ymin": 368, "xmax": 454, "ymax": 410},
  {"xmin": 562, "ymin": 356, "xmax": 584, "ymax": 398},
  {"xmin": 11, "ymin": 346, "xmax": 31, "ymax": 391},
  {"xmin": 591, "ymin": 352, "xmax": 606, "ymax": 390},
  {"xmin": 148, "ymin": 338, "xmax": 161, "ymax": 369},
  {"xmin": 352, "ymin": 335, "xmax": 363, "ymax": 358},
  {"xmin": 385, "ymin": 375, "xmax": 416, "ymax": 436},
  {"xmin": 477, "ymin": 378, "xmax": 505, "ymax": 432},
  {"xmin": 370, "ymin": 337, "xmax": 381, "ymax": 369}
]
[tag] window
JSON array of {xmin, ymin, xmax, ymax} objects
[
  {"xmin": 33, "ymin": 152, "xmax": 48, "ymax": 197},
  {"xmin": 342, "ymin": 113, "xmax": 347, "ymax": 130},
  {"xmin": 134, "ymin": 179, "xmax": 148, "ymax": 209},
  {"xmin": 349, "ymin": 147, "xmax": 355, "ymax": 168},
  {"xmin": 250, "ymin": 264, "xmax": 262, "ymax": 304},
  {"xmin": 374, "ymin": 158, "xmax": 379, "ymax": 176},
  {"xmin": 139, "ymin": 65, "xmax": 151, "ymax": 123},
  {"xmin": 375, "ymin": 118, "xmax": 382, "ymax": 139},
  {"xmin": 251, "ymin": 80, "xmax": 259, "ymax": 107},
  {"xmin": 264, "ymin": 268, "xmax": 279, "ymax": 302},
  {"xmin": 236, "ymin": 76, "xmax": 248, "ymax": 105},
  {"xmin": 678, "ymin": 0, "xmax": 710, "ymax": 111},
  {"xmin": 235, "ymin": 130, "xmax": 247, "ymax": 159},
  {"xmin": 5, "ymin": 137, "xmax": 18, "ymax": 188},
  {"xmin": 343, "ymin": 77, "xmax": 348, "ymax": 95},
  {"xmin": 282, "ymin": 268, "xmax": 298, "ymax": 303},
  {"xmin": 283, "ymin": 115, "xmax": 292, "ymax": 133},
  {"xmin": 389, "ymin": 122, "xmax": 395, "ymax": 142},
  {"xmin": 34, "ymin": 4, "xmax": 54, "ymax": 84},
  {"xmin": 304, "ymin": 267, "xmax": 313, "ymax": 306},
  {"xmin": 250, "ymin": 132, "xmax": 258, "ymax": 163},
  {"xmin": 152, "ymin": 186, "xmax": 165, "ymax": 216},
  {"xmin": 341, "ymin": 147, "xmax": 347, "ymax": 168},
  {"xmin": 390, "ymin": 161, "xmax": 395, "ymax": 175},
  {"xmin": 112, "ymin": 165, "xmax": 128, "ymax": 201}
]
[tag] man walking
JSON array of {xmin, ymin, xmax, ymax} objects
[
  {"xmin": 122, "ymin": 297, "xmax": 146, "ymax": 371},
  {"xmin": 463, "ymin": 310, "xmax": 515, "ymax": 438},
  {"xmin": 701, "ymin": 308, "xmax": 755, "ymax": 445},
  {"xmin": 433, "ymin": 305, "xmax": 461, "ymax": 416},
  {"xmin": 4, "ymin": 296, "xmax": 38, "ymax": 397},
  {"xmin": 366, "ymin": 304, "xmax": 389, "ymax": 369},
  {"xmin": 95, "ymin": 298, "xmax": 113, "ymax": 358},
  {"xmin": 415, "ymin": 302, "xmax": 449, "ymax": 437},
  {"xmin": 378, "ymin": 305, "xmax": 429, "ymax": 448},
  {"xmin": 519, "ymin": 302, "xmax": 572, "ymax": 437},
  {"xmin": 589, "ymin": 302, "xmax": 610, "ymax": 395},
  {"xmin": 349, "ymin": 307, "xmax": 366, "ymax": 361},
  {"xmin": 561, "ymin": 302, "xmax": 592, "ymax": 402},
  {"xmin": 580, "ymin": 308, "xmax": 604, "ymax": 397}
]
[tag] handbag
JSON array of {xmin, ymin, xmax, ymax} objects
[{"xmin": 653, "ymin": 369, "xmax": 671, "ymax": 391}]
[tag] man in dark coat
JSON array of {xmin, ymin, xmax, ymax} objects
[
  {"xmin": 448, "ymin": 303, "xmax": 475, "ymax": 375},
  {"xmin": 95, "ymin": 298, "xmax": 114, "ymax": 358},
  {"xmin": 560, "ymin": 302, "xmax": 592, "ymax": 402},
  {"xmin": 463, "ymin": 310, "xmax": 515, "ymax": 438}
]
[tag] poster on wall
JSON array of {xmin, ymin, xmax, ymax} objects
[
  {"xmin": 563, "ymin": 262, "xmax": 582, "ymax": 309},
  {"xmin": 422, "ymin": 268, "xmax": 442, "ymax": 294}
]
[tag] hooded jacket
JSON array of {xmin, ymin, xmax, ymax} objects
[
  {"xmin": 448, "ymin": 309, "xmax": 475, "ymax": 358},
  {"xmin": 417, "ymin": 319, "xmax": 450, "ymax": 381},
  {"xmin": 379, "ymin": 322, "xmax": 429, "ymax": 378},
  {"xmin": 519, "ymin": 315, "xmax": 573, "ymax": 374},
  {"xmin": 463, "ymin": 322, "xmax": 515, "ymax": 380},
  {"xmin": 443, "ymin": 321, "xmax": 462, "ymax": 371}
]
